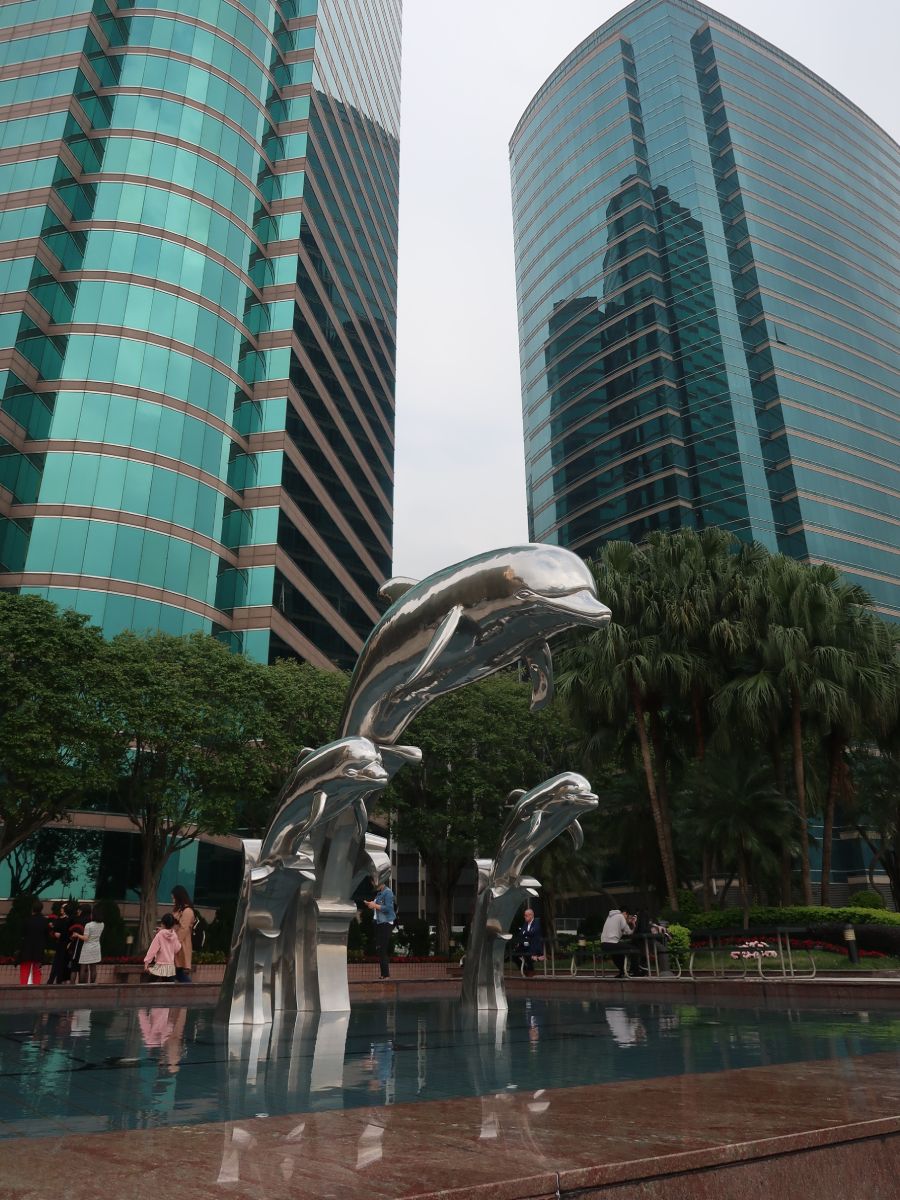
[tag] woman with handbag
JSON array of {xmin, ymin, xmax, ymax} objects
[
  {"xmin": 171, "ymin": 885, "xmax": 196, "ymax": 983},
  {"xmin": 143, "ymin": 913, "xmax": 180, "ymax": 982}
]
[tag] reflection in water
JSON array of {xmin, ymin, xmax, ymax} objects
[
  {"xmin": 0, "ymin": 999, "xmax": 897, "ymax": 1148},
  {"xmin": 605, "ymin": 1006, "xmax": 646, "ymax": 1047}
]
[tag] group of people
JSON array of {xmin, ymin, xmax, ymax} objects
[
  {"xmin": 16, "ymin": 884, "xmax": 197, "ymax": 986},
  {"xmin": 600, "ymin": 907, "xmax": 671, "ymax": 978},
  {"xmin": 18, "ymin": 900, "xmax": 104, "ymax": 986},
  {"xmin": 143, "ymin": 886, "xmax": 196, "ymax": 983}
]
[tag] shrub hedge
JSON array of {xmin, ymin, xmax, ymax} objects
[{"xmin": 691, "ymin": 905, "xmax": 900, "ymax": 930}]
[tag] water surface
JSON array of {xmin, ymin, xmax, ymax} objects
[{"xmin": 1, "ymin": 998, "xmax": 897, "ymax": 1139}]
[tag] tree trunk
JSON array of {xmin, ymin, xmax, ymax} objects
[
  {"xmin": 424, "ymin": 853, "xmax": 465, "ymax": 958},
  {"xmin": 541, "ymin": 886, "xmax": 557, "ymax": 953},
  {"xmin": 434, "ymin": 882, "xmax": 451, "ymax": 957},
  {"xmin": 820, "ymin": 733, "xmax": 843, "ymax": 906},
  {"xmin": 701, "ymin": 848, "xmax": 712, "ymax": 912},
  {"xmin": 768, "ymin": 732, "xmax": 793, "ymax": 904},
  {"xmin": 790, "ymin": 689, "xmax": 813, "ymax": 905},
  {"xmin": 629, "ymin": 683, "xmax": 678, "ymax": 911},
  {"xmin": 691, "ymin": 685, "xmax": 705, "ymax": 761},
  {"xmin": 738, "ymin": 845, "xmax": 750, "ymax": 931},
  {"xmin": 649, "ymin": 707, "xmax": 679, "ymax": 907},
  {"xmin": 137, "ymin": 825, "xmax": 169, "ymax": 952}
]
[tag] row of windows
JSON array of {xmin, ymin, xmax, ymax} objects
[
  {"xmin": 512, "ymin": 52, "xmax": 634, "ymax": 179},
  {"xmin": 125, "ymin": 15, "xmax": 272, "ymax": 93},
  {"xmin": 512, "ymin": 92, "xmax": 636, "ymax": 223},
  {"xmin": 70, "ymin": 279, "xmax": 243, "ymax": 368},
  {"xmin": 25, "ymin": 585, "xmax": 213, "ymax": 639},
  {"xmin": 742, "ymin": 197, "xmax": 900, "ymax": 314},
  {"xmin": 39, "ymin": 451, "xmax": 226, "ymax": 537},
  {"xmin": 0, "ymin": 26, "xmax": 86, "ymax": 69},
  {"xmin": 80, "ymin": 228, "xmax": 248, "ymax": 314},
  {"xmin": 0, "ymin": 107, "xmax": 68, "ymax": 152},
  {"xmin": 58, "ymin": 334, "xmax": 242, "ymax": 420},
  {"xmin": 0, "ymin": 155, "xmax": 56, "ymax": 195},
  {"xmin": 47, "ymin": 391, "xmax": 229, "ymax": 477},
  {"xmin": 24, "ymin": 516, "xmax": 220, "ymax": 601},
  {"xmin": 0, "ymin": 65, "xmax": 78, "ymax": 110},
  {"xmin": 88, "ymin": 182, "xmax": 254, "ymax": 267},
  {"xmin": 707, "ymin": 33, "xmax": 900, "ymax": 187},
  {"xmin": 116, "ymin": 52, "xmax": 269, "ymax": 138},
  {"xmin": 109, "ymin": 94, "xmax": 264, "ymax": 179},
  {"xmin": 97, "ymin": 134, "xmax": 258, "ymax": 226}
]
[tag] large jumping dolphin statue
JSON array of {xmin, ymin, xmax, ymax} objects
[
  {"xmin": 217, "ymin": 737, "xmax": 420, "ymax": 1025},
  {"xmin": 339, "ymin": 544, "xmax": 611, "ymax": 745},
  {"xmin": 461, "ymin": 772, "xmax": 598, "ymax": 1011}
]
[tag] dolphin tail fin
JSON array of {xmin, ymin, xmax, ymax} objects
[
  {"xmin": 522, "ymin": 640, "xmax": 553, "ymax": 710},
  {"xmin": 378, "ymin": 577, "xmax": 418, "ymax": 604},
  {"xmin": 407, "ymin": 604, "xmax": 463, "ymax": 684},
  {"xmin": 567, "ymin": 818, "xmax": 585, "ymax": 851}
]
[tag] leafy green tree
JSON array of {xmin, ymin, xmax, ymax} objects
[
  {"xmin": 5, "ymin": 825, "xmax": 101, "ymax": 898},
  {"xmin": 235, "ymin": 659, "xmax": 348, "ymax": 835},
  {"xmin": 102, "ymin": 631, "xmax": 273, "ymax": 948},
  {"xmin": 386, "ymin": 674, "xmax": 577, "ymax": 955},
  {"xmin": 0, "ymin": 593, "xmax": 119, "ymax": 861}
]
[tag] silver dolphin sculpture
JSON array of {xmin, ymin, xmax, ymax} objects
[
  {"xmin": 339, "ymin": 543, "xmax": 611, "ymax": 745},
  {"xmin": 461, "ymin": 772, "xmax": 598, "ymax": 1011},
  {"xmin": 217, "ymin": 737, "xmax": 419, "ymax": 1025}
]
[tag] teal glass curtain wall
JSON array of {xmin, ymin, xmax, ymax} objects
[
  {"xmin": 0, "ymin": 0, "xmax": 400, "ymax": 664},
  {"xmin": 510, "ymin": 0, "xmax": 900, "ymax": 619}
]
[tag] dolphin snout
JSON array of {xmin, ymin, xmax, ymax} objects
[
  {"xmin": 542, "ymin": 588, "xmax": 611, "ymax": 626},
  {"xmin": 357, "ymin": 759, "xmax": 389, "ymax": 784}
]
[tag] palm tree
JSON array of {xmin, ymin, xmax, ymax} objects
[
  {"xmin": 816, "ymin": 603, "xmax": 896, "ymax": 903},
  {"xmin": 678, "ymin": 755, "xmax": 795, "ymax": 928},
  {"xmin": 558, "ymin": 541, "xmax": 688, "ymax": 911}
]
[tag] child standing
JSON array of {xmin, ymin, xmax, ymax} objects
[{"xmin": 71, "ymin": 904, "xmax": 104, "ymax": 984}]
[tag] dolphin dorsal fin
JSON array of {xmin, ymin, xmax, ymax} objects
[
  {"xmin": 378, "ymin": 577, "xmax": 418, "ymax": 604},
  {"xmin": 567, "ymin": 818, "xmax": 584, "ymax": 851},
  {"xmin": 407, "ymin": 604, "xmax": 463, "ymax": 684},
  {"xmin": 506, "ymin": 788, "xmax": 527, "ymax": 807}
]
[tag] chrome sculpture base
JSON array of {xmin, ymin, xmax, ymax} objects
[{"xmin": 217, "ymin": 544, "xmax": 611, "ymax": 1025}]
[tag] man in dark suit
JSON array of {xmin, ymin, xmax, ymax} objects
[{"xmin": 514, "ymin": 908, "xmax": 544, "ymax": 977}]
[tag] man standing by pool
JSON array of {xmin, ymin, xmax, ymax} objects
[{"xmin": 365, "ymin": 878, "xmax": 396, "ymax": 979}]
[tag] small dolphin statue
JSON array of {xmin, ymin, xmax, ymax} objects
[
  {"xmin": 217, "ymin": 737, "xmax": 419, "ymax": 1025},
  {"xmin": 461, "ymin": 772, "xmax": 598, "ymax": 1011},
  {"xmin": 340, "ymin": 544, "xmax": 611, "ymax": 744}
]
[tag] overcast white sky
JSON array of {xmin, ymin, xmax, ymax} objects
[{"xmin": 390, "ymin": 0, "xmax": 900, "ymax": 580}]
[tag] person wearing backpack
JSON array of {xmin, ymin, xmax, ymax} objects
[{"xmin": 171, "ymin": 885, "xmax": 196, "ymax": 983}]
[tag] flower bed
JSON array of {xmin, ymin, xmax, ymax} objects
[
  {"xmin": 729, "ymin": 940, "xmax": 778, "ymax": 960},
  {"xmin": 692, "ymin": 934, "xmax": 887, "ymax": 960}
]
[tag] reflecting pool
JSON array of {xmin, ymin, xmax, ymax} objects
[{"xmin": 1, "ymin": 998, "xmax": 898, "ymax": 1139}]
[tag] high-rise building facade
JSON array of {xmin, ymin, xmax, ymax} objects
[
  {"xmin": 0, "ymin": 0, "xmax": 400, "ymax": 667},
  {"xmin": 510, "ymin": 0, "xmax": 900, "ymax": 618}
]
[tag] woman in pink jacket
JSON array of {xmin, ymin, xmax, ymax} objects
[{"xmin": 143, "ymin": 913, "xmax": 181, "ymax": 982}]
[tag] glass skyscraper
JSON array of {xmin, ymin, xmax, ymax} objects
[
  {"xmin": 0, "ymin": 0, "xmax": 400, "ymax": 667},
  {"xmin": 510, "ymin": 0, "xmax": 900, "ymax": 618}
]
